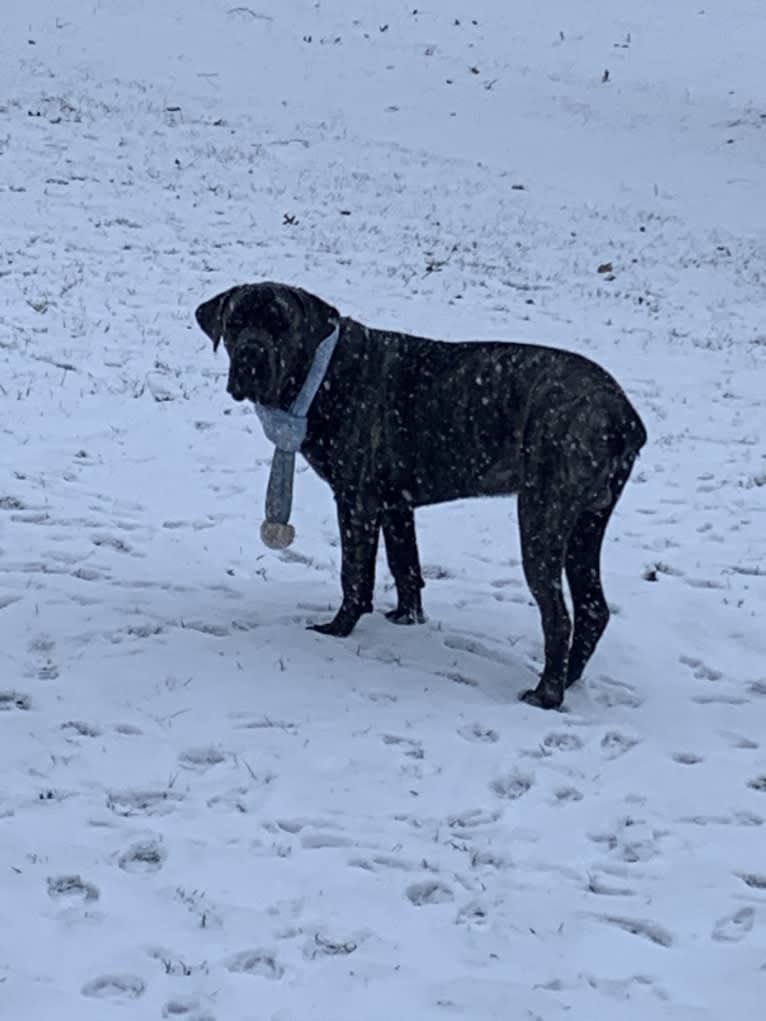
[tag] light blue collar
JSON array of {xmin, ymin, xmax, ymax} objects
[{"xmin": 254, "ymin": 322, "xmax": 340, "ymax": 452}]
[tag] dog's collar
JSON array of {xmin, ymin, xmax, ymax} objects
[{"xmin": 254, "ymin": 321, "xmax": 340, "ymax": 452}]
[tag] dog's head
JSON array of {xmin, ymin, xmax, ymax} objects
[{"xmin": 195, "ymin": 282, "xmax": 340, "ymax": 408}]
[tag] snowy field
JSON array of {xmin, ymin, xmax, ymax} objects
[{"xmin": 2, "ymin": 1, "xmax": 765, "ymax": 1017}]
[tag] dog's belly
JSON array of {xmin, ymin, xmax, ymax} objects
[{"xmin": 401, "ymin": 457, "xmax": 523, "ymax": 507}]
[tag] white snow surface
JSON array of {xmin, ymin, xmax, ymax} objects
[{"xmin": 2, "ymin": 1, "xmax": 765, "ymax": 1018}]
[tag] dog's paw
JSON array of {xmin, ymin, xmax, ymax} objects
[
  {"xmin": 519, "ymin": 685, "xmax": 564, "ymax": 711},
  {"xmin": 307, "ymin": 599, "xmax": 372, "ymax": 638},
  {"xmin": 385, "ymin": 607, "xmax": 426, "ymax": 626},
  {"xmin": 308, "ymin": 620, "xmax": 353, "ymax": 638},
  {"xmin": 307, "ymin": 609, "xmax": 361, "ymax": 638}
]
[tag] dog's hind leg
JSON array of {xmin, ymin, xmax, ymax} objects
[
  {"xmin": 517, "ymin": 448, "xmax": 582, "ymax": 709},
  {"xmin": 563, "ymin": 507, "xmax": 611, "ymax": 689},
  {"xmin": 565, "ymin": 459, "xmax": 634, "ymax": 688},
  {"xmin": 382, "ymin": 505, "xmax": 425, "ymax": 625}
]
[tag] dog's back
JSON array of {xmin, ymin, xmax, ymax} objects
[{"xmin": 338, "ymin": 325, "xmax": 646, "ymax": 508}]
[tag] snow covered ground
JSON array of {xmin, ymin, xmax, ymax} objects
[{"xmin": 2, "ymin": 1, "xmax": 765, "ymax": 1017}]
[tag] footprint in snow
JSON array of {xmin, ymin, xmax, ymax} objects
[
  {"xmin": 300, "ymin": 830, "xmax": 354, "ymax": 850},
  {"xmin": 273, "ymin": 817, "xmax": 344, "ymax": 834},
  {"xmin": 178, "ymin": 746, "xmax": 226, "ymax": 771},
  {"xmin": 231, "ymin": 617, "xmax": 258, "ymax": 632},
  {"xmin": 365, "ymin": 689, "xmax": 399, "ymax": 702},
  {"xmin": 712, "ymin": 907, "xmax": 755, "ymax": 942},
  {"xmin": 672, "ymin": 752, "xmax": 705, "ymax": 765},
  {"xmin": 600, "ymin": 731, "xmax": 640, "ymax": 759},
  {"xmin": 438, "ymin": 669, "xmax": 480, "ymax": 688},
  {"xmin": 722, "ymin": 731, "xmax": 759, "ymax": 750},
  {"xmin": 423, "ymin": 563, "xmax": 454, "ymax": 580},
  {"xmin": 587, "ymin": 874, "xmax": 636, "ymax": 897},
  {"xmin": 0, "ymin": 690, "xmax": 32, "ymax": 711},
  {"xmin": 492, "ymin": 589, "xmax": 529, "ymax": 606},
  {"xmin": 349, "ymin": 852, "xmax": 425, "ymax": 873},
  {"xmin": 118, "ymin": 839, "xmax": 167, "ymax": 873},
  {"xmin": 232, "ymin": 715, "xmax": 298, "ymax": 732},
  {"xmin": 207, "ymin": 785, "xmax": 271, "ymax": 814},
  {"xmin": 106, "ymin": 788, "xmax": 183, "ymax": 817},
  {"xmin": 70, "ymin": 566, "xmax": 109, "ymax": 582},
  {"xmin": 596, "ymin": 915, "xmax": 673, "ymax": 947},
  {"xmin": 447, "ymin": 807, "xmax": 502, "ymax": 829},
  {"xmin": 21, "ymin": 637, "xmax": 60, "ymax": 684},
  {"xmin": 693, "ymin": 693, "xmax": 746, "ymax": 705},
  {"xmin": 81, "ymin": 974, "xmax": 146, "ymax": 1001},
  {"xmin": 457, "ymin": 722, "xmax": 499, "ymax": 743},
  {"xmin": 747, "ymin": 776, "xmax": 766, "ymax": 792},
  {"xmin": 456, "ymin": 899, "xmax": 490, "ymax": 927},
  {"xmin": 113, "ymin": 722, "xmax": 143, "ymax": 736},
  {"xmin": 181, "ymin": 620, "xmax": 230, "ymax": 637},
  {"xmin": 225, "ymin": 949, "xmax": 284, "ymax": 979},
  {"xmin": 47, "ymin": 874, "xmax": 100, "ymax": 901},
  {"xmin": 583, "ymin": 973, "xmax": 666, "ymax": 1000},
  {"xmin": 162, "ymin": 999, "xmax": 204, "ymax": 1018},
  {"xmin": 443, "ymin": 633, "xmax": 514, "ymax": 667},
  {"xmin": 490, "ymin": 770, "xmax": 533, "ymax": 800},
  {"xmin": 590, "ymin": 675, "xmax": 642, "ymax": 709},
  {"xmin": 28, "ymin": 635, "xmax": 55, "ymax": 656},
  {"xmin": 470, "ymin": 849, "xmax": 512, "ymax": 870},
  {"xmin": 0, "ymin": 495, "xmax": 26, "ymax": 510},
  {"xmin": 679, "ymin": 655, "xmax": 723, "ymax": 681},
  {"xmin": 490, "ymin": 577, "xmax": 523, "ymax": 589},
  {"xmin": 61, "ymin": 720, "xmax": 102, "ymax": 738},
  {"xmin": 121, "ymin": 622, "xmax": 166, "ymax": 639},
  {"xmin": 542, "ymin": 732, "xmax": 584, "ymax": 752},
  {"xmin": 91, "ymin": 532, "xmax": 135, "ymax": 554},
  {"xmin": 381, "ymin": 734, "xmax": 424, "ymax": 758},
  {"xmin": 738, "ymin": 873, "xmax": 766, "ymax": 890},
  {"xmin": 162, "ymin": 997, "xmax": 214, "ymax": 1020},
  {"xmin": 552, "ymin": 786, "xmax": 584, "ymax": 804},
  {"xmin": 589, "ymin": 817, "xmax": 663, "ymax": 864},
  {"xmin": 302, "ymin": 931, "xmax": 360, "ymax": 960},
  {"xmin": 679, "ymin": 811, "xmax": 763, "ymax": 828},
  {"xmin": 406, "ymin": 880, "xmax": 454, "ymax": 906}
]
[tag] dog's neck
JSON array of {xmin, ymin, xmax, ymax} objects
[{"xmin": 254, "ymin": 320, "xmax": 340, "ymax": 452}]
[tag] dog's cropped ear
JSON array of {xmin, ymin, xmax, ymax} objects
[{"xmin": 195, "ymin": 289, "xmax": 234, "ymax": 352}]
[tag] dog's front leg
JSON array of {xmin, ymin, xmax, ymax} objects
[
  {"xmin": 382, "ymin": 504, "xmax": 425, "ymax": 625},
  {"xmin": 310, "ymin": 495, "xmax": 380, "ymax": 637}
]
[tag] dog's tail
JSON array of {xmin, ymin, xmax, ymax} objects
[
  {"xmin": 585, "ymin": 400, "xmax": 647, "ymax": 512},
  {"xmin": 603, "ymin": 403, "xmax": 647, "ymax": 508}
]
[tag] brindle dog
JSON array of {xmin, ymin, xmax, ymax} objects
[{"xmin": 195, "ymin": 282, "xmax": 646, "ymax": 710}]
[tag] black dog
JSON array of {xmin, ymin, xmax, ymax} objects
[{"xmin": 196, "ymin": 282, "xmax": 646, "ymax": 710}]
